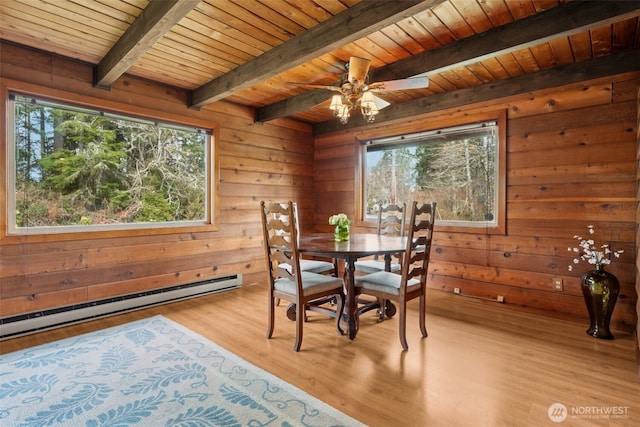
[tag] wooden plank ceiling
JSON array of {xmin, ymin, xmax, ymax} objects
[{"xmin": 1, "ymin": 0, "xmax": 639, "ymax": 134}]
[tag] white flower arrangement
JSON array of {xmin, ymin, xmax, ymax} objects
[
  {"xmin": 328, "ymin": 213, "xmax": 351, "ymax": 228},
  {"xmin": 567, "ymin": 225, "xmax": 623, "ymax": 271}
]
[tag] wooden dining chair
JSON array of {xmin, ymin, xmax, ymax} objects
[
  {"xmin": 291, "ymin": 202, "xmax": 338, "ymax": 276},
  {"xmin": 261, "ymin": 201, "xmax": 345, "ymax": 351},
  {"xmin": 355, "ymin": 202, "xmax": 406, "ymax": 274},
  {"xmin": 355, "ymin": 202, "xmax": 406, "ymax": 319},
  {"xmin": 354, "ymin": 201, "xmax": 436, "ymax": 351},
  {"xmin": 275, "ymin": 202, "xmax": 338, "ymax": 316}
]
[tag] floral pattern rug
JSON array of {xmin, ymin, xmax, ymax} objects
[{"xmin": 0, "ymin": 315, "xmax": 364, "ymax": 426}]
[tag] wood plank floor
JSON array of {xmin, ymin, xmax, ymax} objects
[{"xmin": 1, "ymin": 284, "xmax": 638, "ymax": 426}]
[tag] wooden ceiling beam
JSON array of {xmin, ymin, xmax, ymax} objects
[
  {"xmin": 373, "ymin": 0, "xmax": 640, "ymax": 81},
  {"xmin": 189, "ymin": 0, "xmax": 445, "ymax": 108},
  {"xmin": 257, "ymin": 0, "xmax": 640, "ymax": 123},
  {"xmin": 314, "ymin": 48, "xmax": 640, "ymax": 135},
  {"xmin": 94, "ymin": 0, "xmax": 200, "ymax": 89}
]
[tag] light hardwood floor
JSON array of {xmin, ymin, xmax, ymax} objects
[{"xmin": 1, "ymin": 284, "xmax": 638, "ymax": 427}]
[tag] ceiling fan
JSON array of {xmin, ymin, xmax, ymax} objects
[{"xmin": 290, "ymin": 56, "xmax": 429, "ymax": 124}]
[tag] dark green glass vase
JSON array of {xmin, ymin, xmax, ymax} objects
[{"xmin": 580, "ymin": 264, "xmax": 620, "ymax": 340}]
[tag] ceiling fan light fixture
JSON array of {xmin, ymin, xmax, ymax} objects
[
  {"xmin": 329, "ymin": 94, "xmax": 343, "ymax": 111},
  {"xmin": 360, "ymin": 91, "xmax": 378, "ymax": 122},
  {"xmin": 337, "ymin": 104, "xmax": 350, "ymax": 124},
  {"xmin": 360, "ymin": 91, "xmax": 376, "ymax": 109},
  {"xmin": 322, "ymin": 57, "xmax": 425, "ymax": 125}
]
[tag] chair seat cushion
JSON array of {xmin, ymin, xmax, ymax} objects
[
  {"xmin": 275, "ymin": 271, "xmax": 343, "ymax": 297},
  {"xmin": 354, "ymin": 271, "xmax": 420, "ymax": 296},
  {"xmin": 354, "ymin": 259, "xmax": 401, "ymax": 274},
  {"xmin": 299, "ymin": 259, "xmax": 335, "ymax": 274},
  {"xmin": 279, "ymin": 259, "xmax": 335, "ymax": 274}
]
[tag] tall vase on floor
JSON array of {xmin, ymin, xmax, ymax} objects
[{"xmin": 580, "ymin": 264, "xmax": 619, "ymax": 340}]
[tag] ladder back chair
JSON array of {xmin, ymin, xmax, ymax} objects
[
  {"xmin": 354, "ymin": 201, "xmax": 436, "ymax": 351},
  {"xmin": 261, "ymin": 201, "xmax": 345, "ymax": 351},
  {"xmin": 276, "ymin": 202, "xmax": 338, "ymax": 318},
  {"xmin": 291, "ymin": 202, "xmax": 338, "ymax": 276},
  {"xmin": 355, "ymin": 202, "xmax": 406, "ymax": 319},
  {"xmin": 355, "ymin": 202, "xmax": 406, "ymax": 274}
]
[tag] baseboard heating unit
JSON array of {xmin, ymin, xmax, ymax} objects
[{"xmin": 0, "ymin": 274, "xmax": 242, "ymax": 341}]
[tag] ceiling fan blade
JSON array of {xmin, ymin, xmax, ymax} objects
[
  {"xmin": 370, "ymin": 76, "xmax": 429, "ymax": 91},
  {"xmin": 286, "ymin": 82, "xmax": 342, "ymax": 92},
  {"xmin": 347, "ymin": 56, "xmax": 371, "ymax": 84},
  {"xmin": 372, "ymin": 94, "xmax": 390, "ymax": 110}
]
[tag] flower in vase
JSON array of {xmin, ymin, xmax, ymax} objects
[
  {"xmin": 328, "ymin": 213, "xmax": 351, "ymax": 228},
  {"xmin": 567, "ymin": 225, "xmax": 623, "ymax": 271}
]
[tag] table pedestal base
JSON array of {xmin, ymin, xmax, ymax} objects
[
  {"xmin": 356, "ymin": 297, "xmax": 397, "ymax": 319},
  {"xmin": 285, "ymin": 297, "xmax": 337, "ymax": 321},
  {"xmin": 285, "ymin": 299, "xmax": 396, "ymax": 323}
]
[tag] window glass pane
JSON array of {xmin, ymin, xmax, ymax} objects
[
  {"xmin": 363, "ymin": 121, "xmax": 497, "ymax": 224},
  {"xmin": 10, "ymin": 94, "xmax": 209, "ymax": 233}
]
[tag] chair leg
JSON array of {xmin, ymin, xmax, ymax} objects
[
  {"xmin": 399, "ymin": 301, "xmax": 408, "ymax": 351},
  {"xmin": 419, "ymin": 293, "xmax": 428, "ymax": 338},
  {"xmin": 335, "ymin": 292, "xmax": 345, "ymax": 335},
  {"xmin": 294, "ymin": 302, "xmax": 304, "ymax": 352},
  {"xmin": 267, "ymin": 296, "xmax": 275, "ymax": 339},
  {"xmin": 377, "ymin": 298, "xmax": 386, "ymax": 321}
]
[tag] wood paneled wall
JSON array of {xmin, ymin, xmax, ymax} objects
[
  {"xmin": 636, "ymin": 86, "xmax": 640, "ymax": 359},
  {"xmin": 314, "ymin": 74, "xmax": 639, "ymax": 333},
  {"xmin": 0, "ymin": 42, "xmax": 638, "ymax": 338},
  {"xmin": 0, "ymin": 42, "xmax": 314, "ymax": 318}
]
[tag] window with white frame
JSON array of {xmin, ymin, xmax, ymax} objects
[
  {"xmin": 361, "ymin": 119, "xmax": 504, "ymax": 231},
  {"xmin": 7, "ymin": 93, "xmax": 212, "ymax": 235}
]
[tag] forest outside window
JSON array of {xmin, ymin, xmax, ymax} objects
[
  {"xmin": 7, "ymin": 93, "xmax": 212, "ymax": 235},
  {"xmin": 361, "ymin": 116, "xmax": 505, "ymax": 233}
]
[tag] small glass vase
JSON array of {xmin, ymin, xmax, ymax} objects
[
  {"xmin": 334, "ymin": 224, "xmax": 350, "ymax": 241},
  {"xmin": 581, "ymin": 264, "xmax": 620, "ymax": 340}
]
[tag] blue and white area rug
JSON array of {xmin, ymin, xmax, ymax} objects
[{"xmin": 0, "ymin": 315, "xmax": 364, "ymax": 426}]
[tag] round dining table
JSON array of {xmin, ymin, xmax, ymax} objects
[{"xmin": 298, "ymin": 233, "xmax": 407, "ymax": 340}]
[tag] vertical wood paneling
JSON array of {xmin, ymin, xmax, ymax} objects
[
  {"xmin": 0, "ymin": 42, "xmax": 313, "ymax": 318},
  {"xmin": 0, "ymin": 41, "xmax": 637, "ymax": 338},
  {"xmin": 635, "ymin": 86, "xmax": 640, "ymax": 360},
  {"xmin": 315, "ymin": 74, "xmax": 639, "ymax": 333}
]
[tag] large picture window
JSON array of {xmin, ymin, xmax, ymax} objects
[
  {"xmin": 361, "ymin": 114, "xmax": 505, "ymax": 233},
  {"xmin": 7, "ymin": 93, "xmax": 212, "ymax": 235}
]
